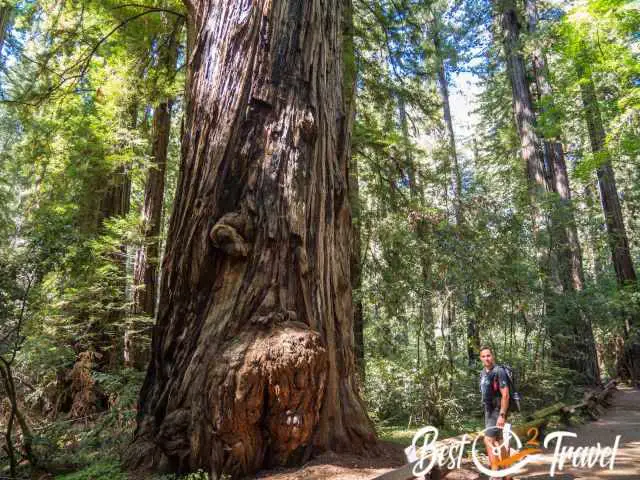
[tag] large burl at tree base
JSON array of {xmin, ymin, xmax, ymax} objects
[{"xmin": 124, "ymin": 0, "xmax": 378, "ymax": 477}]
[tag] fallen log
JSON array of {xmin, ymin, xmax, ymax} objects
[{"xmin": 372, "ymin": 380, "xmax": 619, "ymax": 480}]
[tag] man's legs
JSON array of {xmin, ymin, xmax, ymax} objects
[{"xmin": 484, "ymin": 408, "xmax": 513, "ymax": 480}]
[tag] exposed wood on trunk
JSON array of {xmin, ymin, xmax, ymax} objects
[{"xmin": 125, "ymin": 1, "xmax": 377, "ymax": 477}]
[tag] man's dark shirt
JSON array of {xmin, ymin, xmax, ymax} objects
[{"xmin": 480, "ymin": 365, "xmax": 509, "ymax": 410}]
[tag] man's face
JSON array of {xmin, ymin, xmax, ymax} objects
[{"xmin": 480, "ymin": 349, "xmax": 494, "ymax": 369}]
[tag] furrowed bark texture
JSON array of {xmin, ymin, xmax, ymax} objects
[
  {"xmin": 0, "ymin": 5, "xmax": 12, "ymax": 60},
  {"xmin": 126, "ymin": 1, "xmax": 377, "ymax": 477},
  {"xmin": 499, "ymin": 0, "xmax": 598, "ymax": 383}
]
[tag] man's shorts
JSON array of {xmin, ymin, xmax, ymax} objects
[{"xmin": 484, "ymin": 406, "xmax": 502, "ymax": 439}]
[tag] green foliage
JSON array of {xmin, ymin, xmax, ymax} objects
[
  {"xmin": 55, "ymin": 460, "xmax": 127, "ymax": 480},
  {"xmin": 0, "ymin": 0, "xmax": 638, "ymax": 475}
]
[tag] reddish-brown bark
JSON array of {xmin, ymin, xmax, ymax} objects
[{"xmin": 125, "ymin": 1, "xmax": 377, "ymax": 477}]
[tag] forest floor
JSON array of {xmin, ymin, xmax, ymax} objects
[
  {"xmin": 255, "ymin": 386, "xmax": 640, "ymax": 480},
  {"xmin": 516, "ymin": 385, "xmax": 640, "ymax": 480}
]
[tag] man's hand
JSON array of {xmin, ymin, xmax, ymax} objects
[{"xmin": 496, "ymin": 414, "xmax": 505, "ymax": 429}]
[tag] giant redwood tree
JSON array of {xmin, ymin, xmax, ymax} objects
[{"xmin": 125, "ymin": 0, "xmax": 377, "ymax": 477}]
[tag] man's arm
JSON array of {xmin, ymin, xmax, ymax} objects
[{"xmin": 496, "ymin": 368, "xmax": 510, "ymax": 428}]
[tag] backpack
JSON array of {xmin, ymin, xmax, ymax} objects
[{"xmin": 491, "ymin": 364, "xmax": 522, "ymax": 413}]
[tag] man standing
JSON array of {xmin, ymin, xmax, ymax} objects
[{"xmin": 479, "ymin": 345, "xmax": 513, "ymax": 480}]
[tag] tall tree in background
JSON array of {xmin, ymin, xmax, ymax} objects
[
  {"xmin": 0, "ymin": 2, "xmax": 12, "ymax": 59},
  {"xmin": 426, "ymin": 5, "xmax": 480, "ymax": 365},
  {"xmin": 344, "ymin": 0, "xmax": 365, "ymax": 379},
  {"xmin": 578, "ymin": 71, "xmax": 636, "ymax": 287},
  {"xmin": 126, "ymin": 0, "xmax": 376, "ymax": 476},
  {"xmin": 129, "ymin": 20, "xmax": 183, "ymax": 368},
  {"xmin": 526, "ymin": 0, "xmax": 587, "ymax": 293},
  {"xmin": 525, "ymin": 0, "xmax": 599, "ymax": 382},
  {"xmin": 576, "ymin": 55, "xmax": 639, "ymax": 383},
  {"xmin": 498, "ymin": 0, "xmax": 598, "ymax": 383}
]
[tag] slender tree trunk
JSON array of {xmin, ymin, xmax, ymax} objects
[
  {"xmin": 125, "ymin": 1, "xmax": 377, "ymax": 477},
  {"xmin": 526, "ymin": 0, "xmax": 599, "ymax": 384},
  {"xmin": 433, "ymin": 35, "xmax": 462, "ymax": 226},
  {"xmin": 0, "ymin": 358, "xmax": 36, "ymax": 470},
  {"xmin": 579, "ymin": 75, "xmax": 637, "ymax": 286},
  {"xmin": 431, "ymin": 26, "xmax": 478, "ymax": 365},
  {"xmin": 130, "ymin": 25, "xmax": 182, "ymax": 368},
  {"xmin": 133, "ymin": 100, "xmax": 173, "ymax": 317},
  {"xmin": 578, "ymin": 65, "xmax": 640, "ymax": 384},
  {"xmin": 343, "ymin": 0, "xmax": 364, "ymax": 382},
  {"xmin": 0, "ymin": 5, "xmax": 11, "ymax": 55},
  {"xmin": 498, "ymin": 0, "xmax": 546, "ymax": 196},
  {"xmin": 500, "ymin": 0, "xmax": 598, "ymax": 383}
]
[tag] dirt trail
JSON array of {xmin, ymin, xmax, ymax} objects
[
  {"xmin": 254, "ymin": 386, "xmax": 640, "ymax": 480},
  {"xmin": 516, "ymin": 385, "xmax": 640, "ymax": 479}
]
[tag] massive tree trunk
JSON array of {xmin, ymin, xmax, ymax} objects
[
  {"xmin": 525, "ymin": 0, "xmax": 599, "ymax": 383},
  {"xmin": 125, "ymin": 1, "xmax": 377, "ymax": 477},
  {"xmin": 499, "ymin": 0, "xmax": 598, "ymax": 383},
  {"xmin": 526, "ymin": 0, "xmax": 585, "ymax": 291}
]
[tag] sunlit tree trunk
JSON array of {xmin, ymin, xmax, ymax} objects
[
  {"xmin": 526, "ymin": 0, "xmax": 599, "ymax": 383},
  {"xmin": 579, "ymin": 75, "xmax": 637, "ymax": 286},
  {"xmin": 578, "ymin": 66, "xmax": 639, "ymax": 384},
  {"xmin": 499, "ymin": 0, "xmax": 598, "ymax": 383},
  {"xmin": 125, "ymin": 1, "xmax": 377, "ymax": 477},
  {"xmin": 129, "ymin": 25, "xmax": 182, "ymax": 368},
  {"xmin": 0, "ymin": 5, "xmax": 12, "ymax": 60}
]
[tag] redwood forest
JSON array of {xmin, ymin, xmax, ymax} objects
[{"xmin": 0, "ymin": 0, "xmax": 639, "ymax": 479}]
